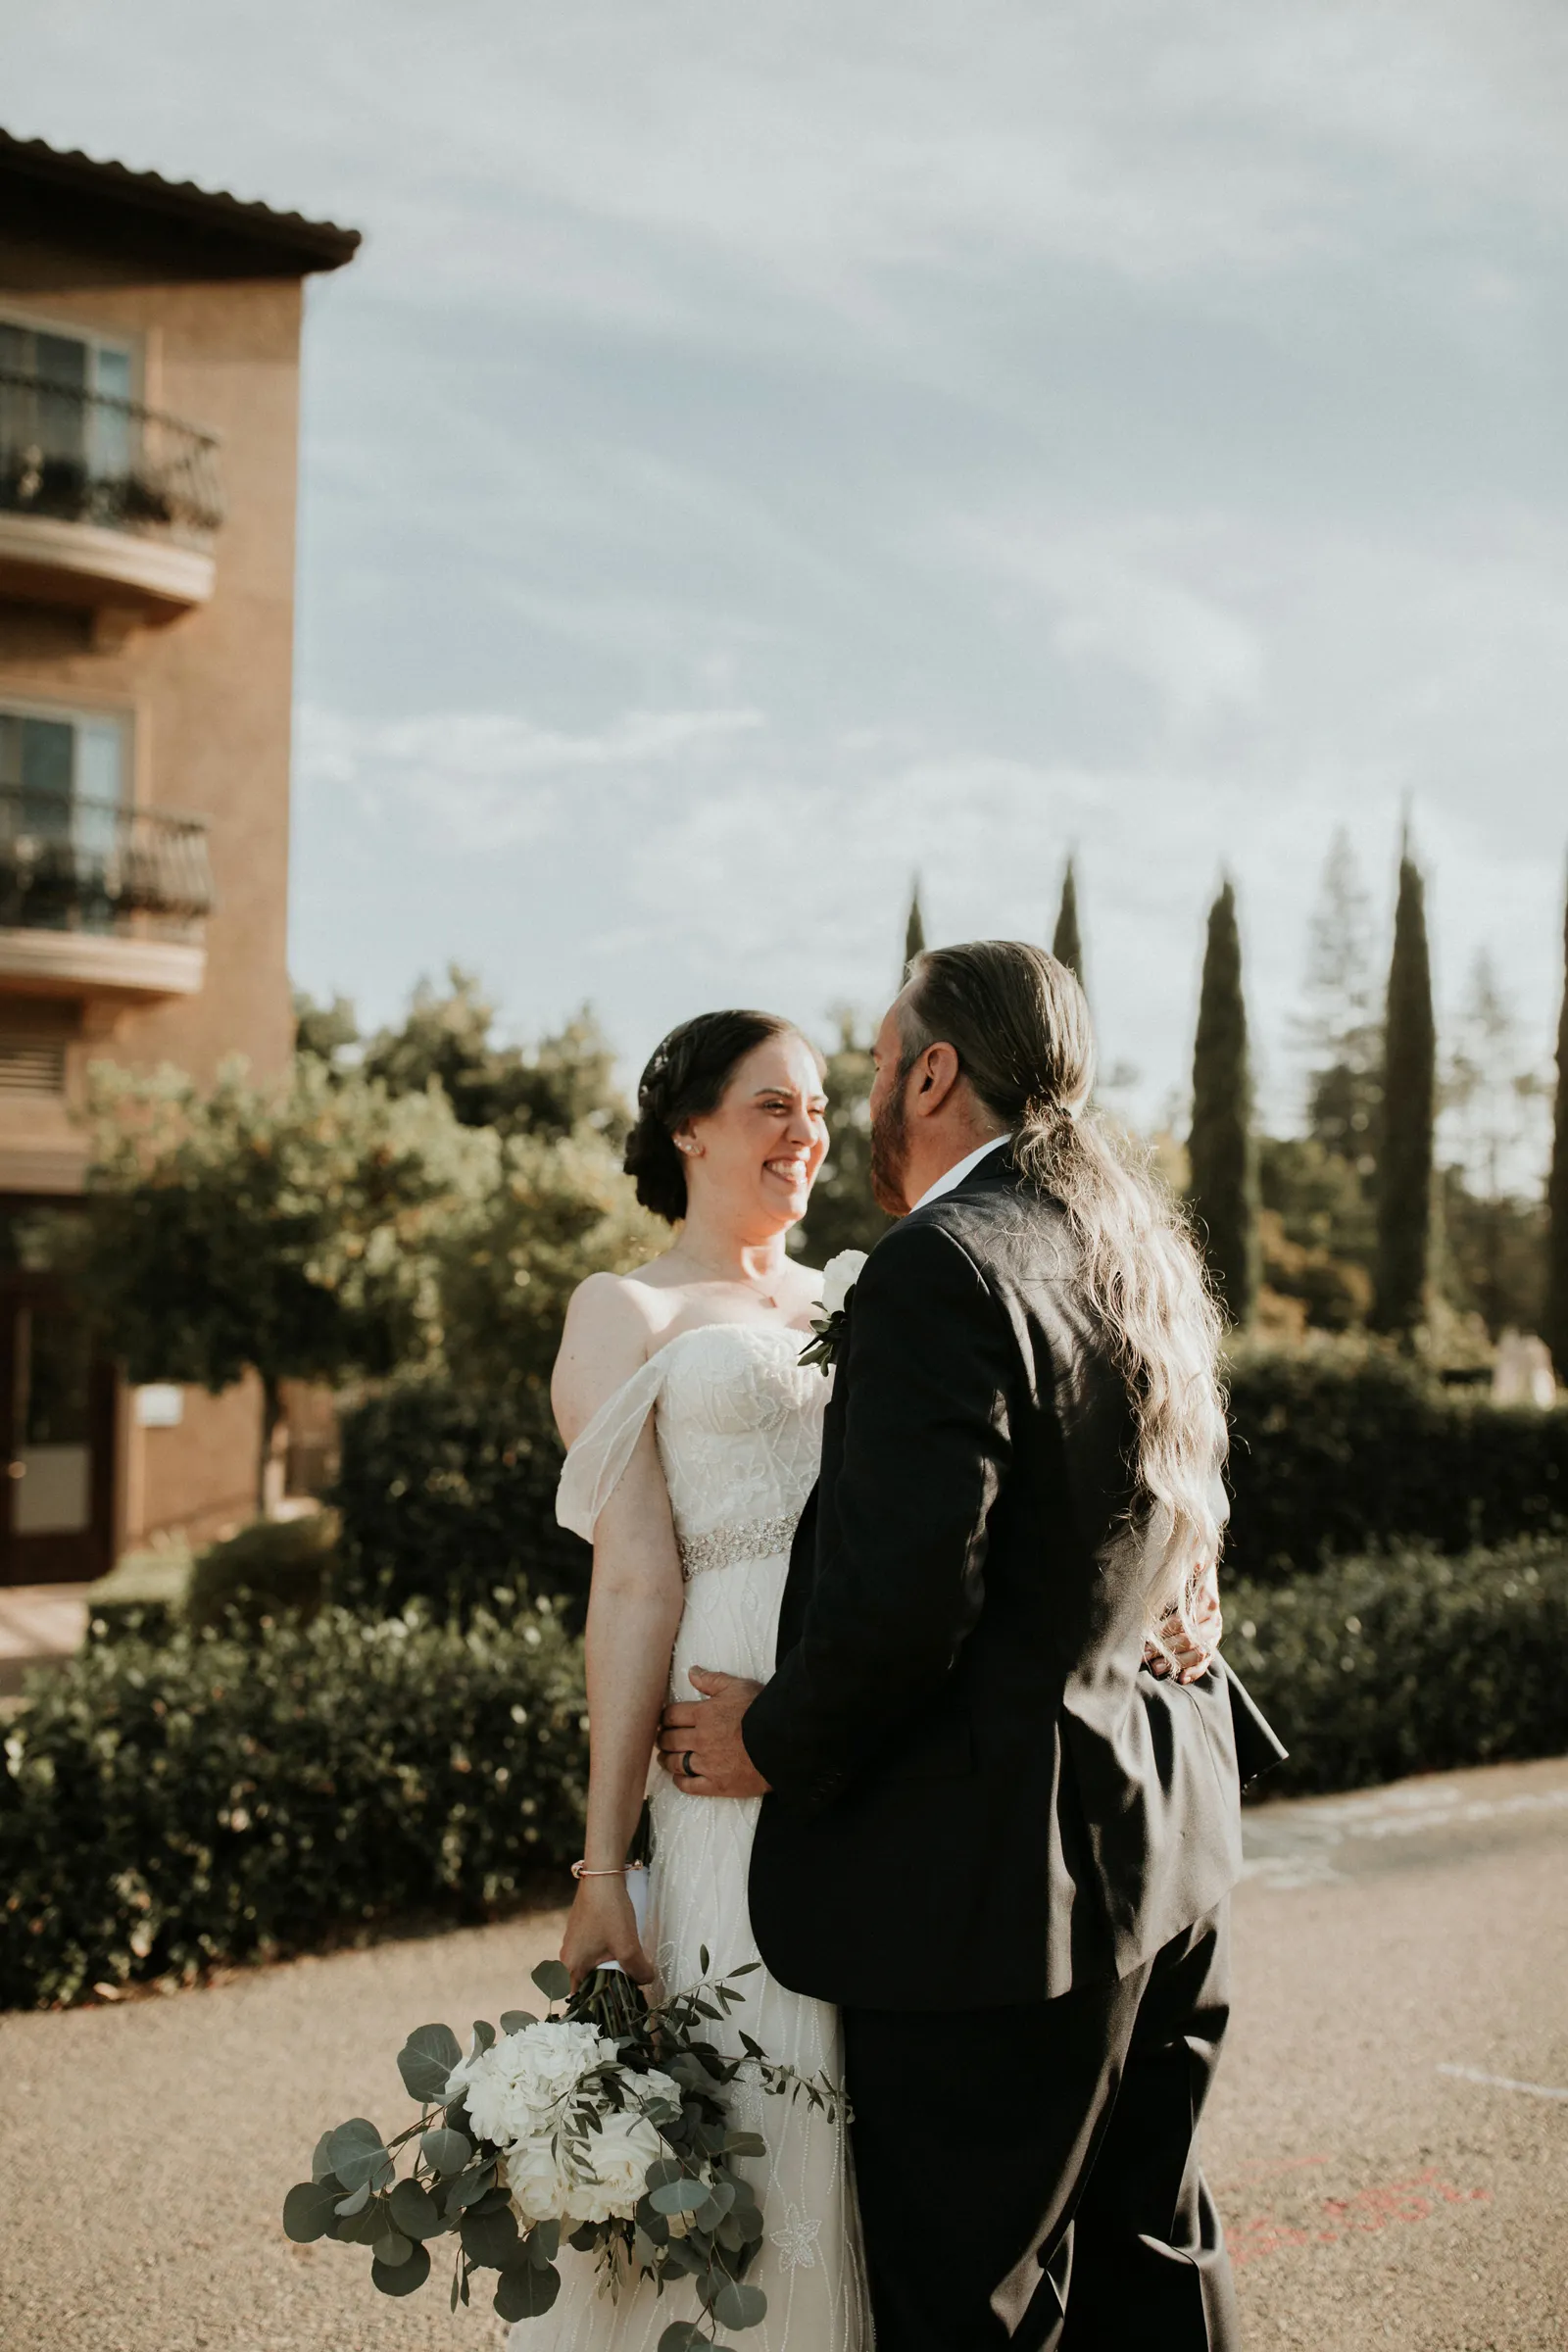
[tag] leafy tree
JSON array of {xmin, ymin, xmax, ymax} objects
[
  {"xmin": 361, "ymin": 968, "xmax": 627, "ymax": 1145},
  {"xmin": 797, "ymin": 1013, "xmax": 891, "ymax": 1263},
  {"xmin": 1052, "ymin": 857, "xmax": 1086, "ymax": 994},
  {"xmin": 1441, "ymin": 951, "xmax": 1550, "ymax": 1336},
  {"xmin": 1188, "ymin": 879, "xmax": 1260, "ymax": 1324},
  {"xmin": 1371, "ymin": 845, "xmax": 1437, "ymax": 1339},
  {"xmin": 1546, "ymin": 865, "xmax": 1568, "ymax": 1378},
  {"xmin": 293, "ymin": 989, "xmax": 359, "ymax": 1068},
  {"xmin": 903, "ymin": 881, "xmax": 926, "ymax": 978},
  {"xmin": 1297, "ymin": 831, "xmax": 1382, "ymax": 1171},
  {"xmin": 69, "ymin": 1058, "xmax": 495, "ymax": 1505},
  {"xmin": 434, "ymin": 1129, "xmax": 662, "ymax": 1396}
]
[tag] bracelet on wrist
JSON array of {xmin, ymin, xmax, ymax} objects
[{"xmin": 570, "ymin": 1860, "xmax": 648, "ymax": 1880}]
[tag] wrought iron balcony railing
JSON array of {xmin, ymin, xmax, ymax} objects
[
  {"xmin": 0, "ymin": 788, "xmax": 215, "ymax": 939},
  {"xmin": 0, "ymin": 370, "xmax": 224, "ymax": 548}
]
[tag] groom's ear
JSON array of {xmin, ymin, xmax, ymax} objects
[{"xmin": 912, "ymin": 1041, "xmax": 963, "ymax": 1116}]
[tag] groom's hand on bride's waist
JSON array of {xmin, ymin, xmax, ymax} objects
[{"xmin": 658, "ymin": 1668, "xmax": 772, "ymax": 1799}]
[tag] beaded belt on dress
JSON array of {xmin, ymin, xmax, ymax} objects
[{"xmin": 677, "ymin": 1511, "xmax": 801, "ymax": 1582}]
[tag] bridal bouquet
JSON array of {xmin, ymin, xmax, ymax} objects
[{"xmin": 282, "ymin": 1953, "xmax": 838, "ymax": 2349}]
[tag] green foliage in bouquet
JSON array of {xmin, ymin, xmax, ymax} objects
[
  {"xmin": 283, "ymin": 1954, "xmax": 840, "ymax": 2347},
  {"xmin": 0, "ymin": 1603, "xmax": 586, "ymax": 2008},
  {"xmin": 1227, "ymin": 1538, "xmax": 1568, "ymax": 1796}
]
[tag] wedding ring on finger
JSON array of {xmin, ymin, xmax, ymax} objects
[{"xmin": 682, "ymin": 1750, "xmax": 697, "ymax": 1779}]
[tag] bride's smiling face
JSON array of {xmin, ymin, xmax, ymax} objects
[{"xmin": 678, "ymin": 1033, "xmax": 828, "ymax": 1234}]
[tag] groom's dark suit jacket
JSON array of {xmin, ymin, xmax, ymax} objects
[{"xmin": 742, "ymin": 1152, "xmax": 1285, "ymax": 2014}]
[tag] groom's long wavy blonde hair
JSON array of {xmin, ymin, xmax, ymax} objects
[{"xmin": 902, "ymin": 940, "xmax": 1228, "ymax": 1630}]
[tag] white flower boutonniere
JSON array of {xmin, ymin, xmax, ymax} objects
[{"xmin": 800, "ymin": 1249, "xmax": 868, "ymax": 1375}]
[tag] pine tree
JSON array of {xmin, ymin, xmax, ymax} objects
[
  {"xmin": 1052, "ymin": 857, "xmax": 1085, "ymax": 992},
  {"xmin": 1188, "ymin": 879, "xmax": 1259, "ymax": 1325},
  {"xmin": 903, "ymin": 880, "xmax": 926, "ymax": 979},
  {"xmin": 1545, "ymin": 862, "xmax": 1568, "ymax": 1378},
  {"xmin": 1297, "ymin": 829, "xmax": 1382, "ymax": 1169},
  {"xmin": 1371, "ymin": 844, "xmax": 1437, "ymax": 1338}
]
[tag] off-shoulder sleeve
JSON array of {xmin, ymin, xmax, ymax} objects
[{"xmin": 555, "ymin": 1354, "xmax": 668, "ymax": 1542}]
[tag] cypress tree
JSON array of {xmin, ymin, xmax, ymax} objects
[
  {"xmin": 1052, "ymin": 857, "xmax": 1085, "ymax": 992},
  {"xmin": 1544, "ymin": 860, "xmax": 1568, "ymax": 1379},
  {"xmin": 903, "ymin": 880, "xmax": 926, "ymax": 978},
  {"xmin": 1371, "ymin": 844, "xmax": 1437, "ymax": 1338},
  {"xmin": 1189, "ymin": 878, "xmax": 1260, "ymax": 1325}
]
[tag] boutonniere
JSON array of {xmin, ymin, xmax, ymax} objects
[{"xmin": 800, "ymin": 1250, "xmax": 868, "ymax": 1375}]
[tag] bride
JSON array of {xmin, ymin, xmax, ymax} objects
[{"xmin": 528, "ymin": 1008, "xmax": 870, "ymax": 2352}]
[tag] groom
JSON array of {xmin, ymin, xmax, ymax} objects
[{"xmin": 659, "ymin": 941, "xmax": 1283, "ymax": 2351}]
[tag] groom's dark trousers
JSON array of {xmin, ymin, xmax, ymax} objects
[
  {"xmin": 844, "ymin": 1903, "xmax": 1238, "ymax": 2352},
  {"xmin": 741, "ymin": 1154, "xmax": 1283, "ymax": 2350}
]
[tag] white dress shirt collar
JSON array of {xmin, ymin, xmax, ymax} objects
[{"xmin": 911, "ymin": 1133, "xmax": 1012, "ymax": 1213}]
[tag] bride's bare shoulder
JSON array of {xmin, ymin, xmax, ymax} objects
[{"xmin": 553, "ymin": 1268, "xmax": 672, "ymax": 1440}]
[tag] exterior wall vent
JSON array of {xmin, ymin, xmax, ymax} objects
[{"xmin": 0, "ymin": 1036, "xmax": 68, "ymax": 1095}]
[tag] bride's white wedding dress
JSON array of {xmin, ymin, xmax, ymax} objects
[{"xmin": 516, "ymin": 1322, "xmax": 870, "ymax": 2352}]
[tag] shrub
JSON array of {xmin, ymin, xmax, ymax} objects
[
  {"xmin": 329, "ymin": 1378, "xmax": 591, "ymax": 1625},
  {"xmin": 183, "ymin": 1509, "xmax": 340, "ymax": 1633},
  {"xmin": 1225, "ymin": 1348, "xmax": 1568, "ymax": 1577},
  {"xmin": 83, "ymin": 1542, "xmax": 193, "ymax": 1644},
  {"xmin": 1227, "ymin": 1540, "xmax": 1568, "ymax": 1797},
  {"xmin": 0, "ymin": 1601, "xmax": 586, "ymax": 2009}
]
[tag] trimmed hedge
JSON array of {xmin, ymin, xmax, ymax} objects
[
  {"xmin": 183, "ymin": 1509, "xmax": 339, "ymax": 1633},
  {"xmin": 0, "ymin": 1601, "xmax": 586, "ymax": 2009},
  {"xmin": 1226, "ymin": 1350, "xmax": 1568, "ymax": 1578},
  {"xmin": 330, "ymin": 1378, "xmax": 590, "ymax": 1625},
  {"xmin": 1228, "ymin": 1540, "xmax": 1568, "ymax": 1796}
]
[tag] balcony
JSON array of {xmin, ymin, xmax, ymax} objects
[
  {"xmin": 0, "ymin": 370, "xmax": 223, "ymax": 622},
  {"xmin": 0, "ymin": 785, "xmax": 214, "ymax": 1003}
]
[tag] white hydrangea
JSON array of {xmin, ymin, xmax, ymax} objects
[{"xmin": 445, "ymin": 2020, "xmax": 615, "ymax": 2149}]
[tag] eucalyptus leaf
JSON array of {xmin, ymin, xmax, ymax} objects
[
  {"xmin": 649, "ymin": 2178, "xmax": 713, "ymax": 2217},
  {"xmin": 659, "ymin": 2325, "xmax": 710, "ymax": 2352},
  {"xmin": 470, "ymin": 2019, "xmax": 497, "ymax": 2055},
  {"xmin": 723, "ymin": 2132, "xmax": 766, "ymax": 2158},
  {"xmin": 527, "ymin": 2218, "xmax": 562, "ymax": 2266},
  {"xmin": 531, "ymin": 1958, "xmax": 571, "ymax": 2004},
  {"xmin": 460, "ymin": 2203, "xmax": 523, "ymax": 2270},
  {"xmin": 369, "ymin": 2226, "xmax": 414, "ymax": 2268},
  {"xmin": 419, "ymin": 2127, "xmax": 472, "ymax": 2177},
  {"xmin": 713, "ymin": 2279, "xmax": 767, "ymax": 2330},
  {"xmin": 494, "ymin": 2262, "xmax": 561, "ymax": 2322},
  {"xmin": 444, "ymin": 2164, "xmax": 496, "ymax": 2212},
  {"xmin": 499, "ymin": 2009, "xmax": 537, "ymax": 2034},
  {"xmin": 388, "ymin": 2179, "xmax": 442, "ymax": 2239},
  {"xmin": 333, "ymin": 2181, "xmax": 372, "ymax": 2219},
  {"xmin": 282, "ymin": 2179, "xmax": 340, "ymax": 2243},
  {"xmin": 327, "ymin": 2121, "xmax": 390, "ymax": 2195},
  {"xmin": 371, "ymin": 2241, "xmax": 431, "ymax": 2297},
  {"xmin": 398, "ymin": 2023, "xmax": 464, "ymax": 2104},
  {"xmin": 310, "ymin": 2131, "xmax": 337, "ymax": 2182}
]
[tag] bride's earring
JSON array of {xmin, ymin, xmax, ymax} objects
[{"xmin": 676, "ymin": 1137, "xmax": 703, "ymax": 1156}]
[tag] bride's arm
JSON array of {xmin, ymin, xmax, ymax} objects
[{"xmin": 554, "ymin": 1278, "xmax": 685, "ymax": 1987}]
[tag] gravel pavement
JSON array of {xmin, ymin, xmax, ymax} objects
[{"xmin": 5, "ymin": 1752, "xmax": 1566, "ymax": 2352}]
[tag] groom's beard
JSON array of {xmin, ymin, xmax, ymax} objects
[{"xmin": 868, "ymin": 1087, "xmax": 912, "ymax": 1216}]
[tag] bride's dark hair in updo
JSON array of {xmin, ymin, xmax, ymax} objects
[{"xmin": 625, "ymin": 1010, "xmax": 817, "ymax": 1223}]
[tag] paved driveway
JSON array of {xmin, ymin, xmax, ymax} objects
[{"xmin": 4, "ymin": 1753, "xmax": 1565, "ymax": 2352}]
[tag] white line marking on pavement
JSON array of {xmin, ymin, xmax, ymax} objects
[{"xmin": 1437, "ymin": 2063, "xmax": 1568, "ymax": 2103}]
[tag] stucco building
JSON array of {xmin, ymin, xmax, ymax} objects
[{"xmin": 0, "ymin": 130, "xmax": 358, "ymax": 1584}]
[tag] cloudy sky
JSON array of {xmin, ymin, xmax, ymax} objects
[{"xmin": 8, "ymin": 1, "xmax": 1568, "ymax": 1133}]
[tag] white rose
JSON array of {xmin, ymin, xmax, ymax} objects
[
  {"xmin": 820, "ymin": 1250, "xmax": 868, "ymax": 1319},
  {"xmin": 562, "ymin": 2108, "xmax": 664, "ymax": 2225},
  {"xmin": 630, "ymin": 2067, "xmax": 681, "ymax": 2117},
  {"xmin": 446, "ymin": 2019, "xmax": 615, "ymax": 2148},
  {"xmin": 506, "ymin": 2133, "xmax": 571, "ymax": 2224}
]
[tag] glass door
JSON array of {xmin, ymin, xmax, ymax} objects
[{"xmin": 0, "ymin": 1285, "xmax": 115, "ymax": 1587}]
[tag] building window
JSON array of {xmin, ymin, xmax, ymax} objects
[
  {"xmin": 0, "ymin": 702, "xmax": 130, "ymax": 933},
  {"xmin": 0, "ymin": 313, "xmax": 138, "ymax": 488}
]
